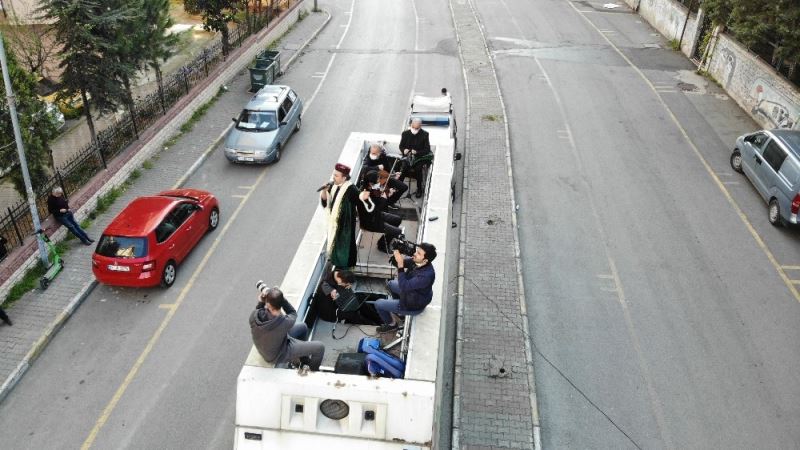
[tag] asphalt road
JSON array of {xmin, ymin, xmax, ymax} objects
[
  {"xmin": 0, "ymin": 0, "xmax": 463, "ymax": 448},
  {"xmin": 475, "ymin": 0, "xmax": 800, "ymax": 448}
]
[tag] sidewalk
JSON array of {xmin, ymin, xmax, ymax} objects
[
  {"xmin": 0, "ymin": 7, "xmax": 330, "ymax": 403},
  {"xmin": 450, "ymin": 0, "xmax": 540, "ymax": 448}
]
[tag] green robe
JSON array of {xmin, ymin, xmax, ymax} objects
[{"xmin": 322, "ymin": 182, "xmax": 359, "ymax": 268}]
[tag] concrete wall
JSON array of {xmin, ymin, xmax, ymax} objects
[
  {"xmin": 629, "ymin": 0, "xmax": 700, "ymax": 57},
  {"xmin": 705, "ymin": 32, "xmax": 800, "ymax": 131},
  {"xmin": 0, "ymin": 0, "xmax": 309, "ymax": 302},
  {"xmin": 629, "ymin": 0, "xmax": 800, "ymax": 131}
]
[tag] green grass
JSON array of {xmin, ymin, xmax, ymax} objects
[
  {"xmin": 142, "ymin": 159, "xmax": 154, "ymax": 170},
  {"xmin": 164, "ymin": 86, "xmax": 227, "ymax": 150},
  {"xmin": 2, "ymin": 262, "xmax": 48, "ymax": 307},
  {"xmin": 668, "ymin": 39, "xmax": 681, "ymax": 51}
]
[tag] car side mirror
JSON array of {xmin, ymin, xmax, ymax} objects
[
  {"xmin": 454, "ymin": 152, "xmax": 462, "ymax": 161},
  {"xmin": 194, "ymin": 204, "xmax": 204, "ymax": 211},
  {"xmin": 280, "ymin": 121, "xmax": 288, "ymax": 126},
  {"xmin": 232, "ymin": 117, "xmax": 237, "ymax": 122}
]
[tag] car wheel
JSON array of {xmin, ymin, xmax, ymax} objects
[
  {"xmin": 273, "ymin": 144, "xmax": 281, "ymax": 163},
  {"xmin": 768, "ymin": 199, "xmax": 783, "ymax": 227},
  {"xmin": 730, "ymin": 149, "xmax": 743, "ymax": 173},
  {"xmin": 294, "ymin": 117, "xmax": 301, "ymax": 133},
  {"xmin": 161, "ymin": 260, "xmax": 177, "ymax": 288},
  {"xmin": 208, "ymin": 207, "xmax": 220, "ymax": 231}
]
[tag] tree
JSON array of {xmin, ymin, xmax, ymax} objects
[
  {"xmin": 141, "ymin": 0, "xmax": 180, "ymax": 113},
  {"xmin": 38, "ymin": 0, "xmax": 140, "ymax": 150},
  {"xmin": 703, "ymin": 0, "xmax": 800, "ymax": 70},
  {"xmin": 185, "ymin": 0, "xmax": 240, "ymax": 55},
  {"xmin": 0, "ymin": 22, "xmax": 59, "ymax": 79},
  {"xmin": 0, "ymin": 36, "xmax": 58, "ymax": 196}
]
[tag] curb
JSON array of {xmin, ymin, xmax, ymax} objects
[
  {"xmin": 172, "ymin": 9, "xmax": 332, "ymax": 191},
  {"xmin": 0, "ymin": 279, "xmax": 97, "ymax": 404},
  {"xmin": 0, "ymin": 8, "xmax": 333, "ymax": 406}
]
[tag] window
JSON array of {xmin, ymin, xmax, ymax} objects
[
  {"xmin": 236, "ymin": 109, "xmax": 277, "ymax": 132},
  {"xmin": 96, "ymin": 236, "xmax": 148, "ymax": 258},
  {"xmin": 745, "ymin": 132, "xmax": 769, "ymax": 148},
  {"xmin": 288, "ymin": 90, "xmax": 297, "ymax": 102},
  {"xmin": 281, "ymin": 97, "xmax": 293, "ymax": 119},
  {"xmin": 779, "ymin": 158, "xmax": 800, "ymax": 184},
  {"xmin": 155, "ymin": 218, "xmax": 178, "ymax": 243},
  {"xmin": 170, "ymin": 203, "xmax": 197, "ymax": 228},
  {"xmin": 762, "ymin": 141, "xmax": 787, "ymax": 172}
]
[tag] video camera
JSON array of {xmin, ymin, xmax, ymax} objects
[{"xmin": 389, "ymin": 234, "xmax": 416, "ymax": 256}]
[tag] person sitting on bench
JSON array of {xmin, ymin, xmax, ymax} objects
[
  {"xmin": 375, "ymin": 243, "xmax": 437, "ymax": 333},
  {"xmin": 250, "ymin": 287, "xmax": 325, "ymax": 370}
]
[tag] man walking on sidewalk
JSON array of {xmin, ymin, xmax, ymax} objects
[{"xmin": 47, "ymin": 187, "xmax": 93, "ymax": 245}]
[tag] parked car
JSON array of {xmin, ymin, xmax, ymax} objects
[
  {"xmin": 92, "ymin": 189, "xmax": 219, "ymax": 288},
  {"xmin": 223, "ymin": 84, "xmax": 302, "ymax": 164},
  {"xmin": 730, "ymin": 129, "xmax": 800, "ymax": 226}
]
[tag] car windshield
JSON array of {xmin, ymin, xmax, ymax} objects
[
  {"xmin": 96, "ymin": 235, "xmax": 148, "ymax": 258},
  {"xmin": 236, "ymin": 109, "xmax": 277, "ymax": 132}
]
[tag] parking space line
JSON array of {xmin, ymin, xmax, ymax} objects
[
  {"xmin": 157, "ymin": 304, "xmax": 177, "ymax": 310},
  {"xmin": 231, "ymin": 194, "xmax": 247, "ymax": 199},
  {"xmin": 781, "ymin": 265, "xmax": 800, "ymax": 270},
  {"xmin": 567, "ymin": 0, "xmax": 800, "ymax": 305}
]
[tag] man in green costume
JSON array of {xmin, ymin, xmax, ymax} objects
[{"xmin": 319, "ymin": 163, "xmax": 371, "ymax": 268}]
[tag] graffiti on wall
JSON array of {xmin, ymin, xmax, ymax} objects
[{"xmin": 750, "ymin": 79, "xmax": 799, "ymax": 130}]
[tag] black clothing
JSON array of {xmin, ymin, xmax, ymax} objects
[
  {"xmin": 0, "ymin": 307, "xmax": 11, "ymax": 326},
  {"xmin": 314, "ymin": 272, "xmax": 345, "ymax": 322},
  {"xmin": 385, "ymin": 177, "xmax": 408, "ymax": 205},
  {"xmin": 357, "ymin": 192, "xmax": 403, "ymax": 243},
  {"xmin": 363, "ymin": 151, "xmax": 392, "ymax": 172},
  {"xmin": 47, "ymin": 195, "xmax": 69, "ymax": 218},
  {"xmin": 399, "ymin": 129, "xmax": 431, "ymax": 156}
]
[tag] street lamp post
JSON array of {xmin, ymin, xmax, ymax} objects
[{"xmin": 0, "ymin": 33, "xmax": 50, "ymax": 266}]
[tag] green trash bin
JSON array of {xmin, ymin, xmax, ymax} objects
[
  {"xmin": 249, "ymin": 60, "xmax": 277, "ymax": 92},
  {"xmin": 254, "ymin": 50, "xmax": 281, "ymax": 75}
]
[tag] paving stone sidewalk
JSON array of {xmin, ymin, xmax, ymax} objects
[
  {"xmin": 0, "ymin": 8, "xmax": 330, "ymax": 403},
  {"xmin": 450, "ymin": 0, "xmax": 541, "ymax": 448}
]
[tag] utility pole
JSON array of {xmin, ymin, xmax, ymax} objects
[{"xmin": 0, "ymin": 33, "xmax": 49, "ymax": 266}]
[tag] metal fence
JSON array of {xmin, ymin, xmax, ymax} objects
[{"xmin": 0, "ymin": 0, "xmax": 295, "ymax": 257}]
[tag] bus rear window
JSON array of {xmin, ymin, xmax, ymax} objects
[{"xmin": 96, "ymin": 236, "xmax": 148, "ymax": 258}]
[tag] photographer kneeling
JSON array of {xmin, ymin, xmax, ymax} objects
[
  {"xmin": 375, "ymin": 242, "xmax": 437, "ymax": 333},
  {"xmin": 250, "ymin": 286, "xmax": 325, "ymax": 370}
]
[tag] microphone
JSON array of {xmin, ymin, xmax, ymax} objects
[{"xmin": 316, "ymin": 182, "xmax": 333, "ymax": 192}]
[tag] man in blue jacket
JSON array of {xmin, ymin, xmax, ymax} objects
[{"xmin": 375, "ymin": 242, "xmax": 437, "ymax": 333}]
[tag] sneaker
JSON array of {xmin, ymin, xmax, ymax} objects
[
  {"xmin": 414, "ymin": 191, "xmax": 423, "ymax": 198},
  {"xmin": 376, "ymin": 323, "xmax": 399, "ymax": 333},
  {"xmin": 386, "ymin": 203, "xmax": 399, "ymax": 211}
]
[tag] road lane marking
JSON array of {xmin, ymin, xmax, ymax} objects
[
  {"xmin": 81, "ymin": 3, "xmax": 356, "ymax": 447},
  {"xmin": 565, "ymin": 0, "xmax": 800, "ymax": 304},
  {"xmin": 781, "ymin": 265, "xmax": 800, "ymax": 270},
  {"xmin": 492, "ymin": 0, "xmax": 672, "ymax": 444},
  {"xmin": 231, "ymin": 194, "xmax": 247, "ymax": 199},
  {"xmin": 237, "ymin": 185, "xmax": 254, "ymax": 189},
  {"xmin": 81, "ymin": 164, "xmax": 272, "ymax": 450},
  {"xmin": 789, "ymin": 280, "xmax": 800, "ymax": 285},
  {"xmin": 157, "ymin": 304, "xmax": 176, "ymax": 310},
  {"xmin": 304, "ymin": 0, "xmax": 356, "ymax": 111}
]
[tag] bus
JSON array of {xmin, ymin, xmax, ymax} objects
[{"xmin": 234, "ymin": 94, "xmax": 456, "ymax": 449}]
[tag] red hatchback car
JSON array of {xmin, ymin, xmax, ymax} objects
[{"xmin": 92, "ymin": 189, "xmax": 220, "ymax": 288}]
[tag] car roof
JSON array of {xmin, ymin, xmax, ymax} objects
[
  {"xmin": 245, "ymin": 85, "xmax": 290, "ymax": 110},
  {"xmin": 103, "ymin": 196, "xmax": 180, "ymax": 237},
  {"xmin": 769, "ymin": 129, "xmax": 800, "ymax": 159}
]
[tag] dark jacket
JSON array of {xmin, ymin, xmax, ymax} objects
[
  {"xmin": 47, "ymin": 195, "xmax": 69, "ymax": 218},
  {"xmin": 397, "ymin": 257, "xmax": 435, "ymax": 312},
  {"xmin": 399, "ymin": 128, "xmax": 431, "ymax": 156},
  {"xmin": 249, "ymin": 298, "xmax": 297, "ymax": 363},
  {"xmin": 363, "ymin": 151, "xmax": 391, "ymax": 172}
]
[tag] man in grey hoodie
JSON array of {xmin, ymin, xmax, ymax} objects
[{"xmin": 250, "ymin": 287, "xmax": 325, "ymax": 370}]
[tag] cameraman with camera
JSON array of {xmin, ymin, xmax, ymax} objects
[
  {"xmin": 250, "ymin": 284, "xmax": 325, "ymax": 370},
  {"xmin": 375, "ymin": 242, "xmax": 437, "ymax": 333}
]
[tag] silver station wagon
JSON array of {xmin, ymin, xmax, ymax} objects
[
  {"xmin": 224, "ymin": 85, "xmax": 302, "ymax": 164},
  {"xmin": 731, "ymin": 129, "xmax": 800, "ymax": 226}
]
